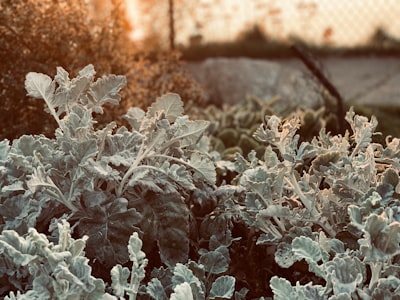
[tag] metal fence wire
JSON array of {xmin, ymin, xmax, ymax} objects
[{"xmin": 129, "ymin": 0, "xmax": 400, "ymax": 51}]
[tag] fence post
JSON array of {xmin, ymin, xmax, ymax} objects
[{"xmin": 168, "ymin": 0, "xmax": 175, "ymax": 50}]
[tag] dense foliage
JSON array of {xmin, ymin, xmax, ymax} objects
[{"xmin": 2, "ymin": 66, "xmax": 400, "ymax": 299}]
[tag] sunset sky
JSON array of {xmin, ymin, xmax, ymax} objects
[{"xmin": 125, "ymin": 0, "xmax": 400, "ymax": 47}]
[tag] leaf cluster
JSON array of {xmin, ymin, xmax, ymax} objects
[
  {"xmin": 0, "ymin": 66, "xmax": 215, "ymax": 297},
  {"xmin": 3, "ymin": 66, "xmax": 400, "ymax": 299}
]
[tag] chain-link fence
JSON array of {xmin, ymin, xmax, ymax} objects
[{"xmin": 128, "ymin": 0, "xmax": 400, "ymax": 53}]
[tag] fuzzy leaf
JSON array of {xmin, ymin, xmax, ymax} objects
[
  {"xmin": 148, "ymin": 93, "xmax": 184, "ymax": 123},
  {"xmin": 150, "ymin": 193, "xmax": 190, "ymax": 268},
  {"xmin": 170, "ymin": 282, "xmax": 194, "ymax": 300},
  {"xmin": 146, "ymin": 278, "xmax": 168, "ymax": 300},
  {"xmin": 88, "ymin": 75, "xmax": 127, "ymax": 113},
  {"xmin": 198, "ymin": 246, "xmax": 229, "ymax": 275},
  {"xmin": 209, "ymin": 276, "xmax": 235, "ymax": 299},
  {"xmin": 270, "ymin": 276, "xmax": 297, "ymax": 300},
  {"xmin": 25, "ymin": 72, "xmax": 55, "ymax": 100},
  {"xmin": 77, "ymin": 197, "xmax": 142, "ymax": 267}
]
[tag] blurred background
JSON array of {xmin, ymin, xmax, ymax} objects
[{"xmin": 123, "ymin": 0, "xmax": 400, "ymax": 58}]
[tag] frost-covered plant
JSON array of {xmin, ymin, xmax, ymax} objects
[
  {"xmin": 211, "ymin": 105, "xmax": 400, "ymax": 298},
  {"xmin": 0, "ymin": 65, "xmax": 216, "ymax": 295}
]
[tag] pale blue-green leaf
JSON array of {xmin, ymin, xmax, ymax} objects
[
  {"xmin": 170, "ymin": 117, "xmax": 209, "ymax": 148},
  {"xmin": 292, "ymin": 236, "xmax": 328, "ymax": 277},
  {"xmin": 359, "ymin": 213, "xmax": 400, "ymax": 261},
  {"xmin": 234, "ymin": 287, "xmax": 249, "ymax": 300},
  {"xmin": 146, "ymin": 278, "xmax": 168, "ymax": 300},
  {"xmin": 148, "ymin": 93, "xmax": 184, "ymax": 123},
  {"xmin": 128, "ymin": 232, "xmax": 146, "ymax": 264},
  {"xmin": 0, "ymin": 230, "xmax": 37, "ymax": 266},
  {"xmin": 170, "ymin": 282, "xmax": 194, "ymax": 300},
  {"xmin": 54, "ymin": 66, "xmax": 70, "ymax": 86},
  {"xmin": 0, "ymin": 139, "xmax": 10, "ymax": 162},
  {"xmin": 208, "ymin": 275, "xmax": 235, "ymax": 299},
  {"xmin": 275, "ymin": 242, "xmax": 296, "ymax": 268},
  {"xmin": 88, "ymin": 75, "xmax": 127, "ymax": 113},
  {"xmin": 270, "ymin": 276, "xmax": 297, "ymax": 300},
  {"xmin": 324, "ymin": 256, "xmax": 365, "ymax": 295},
  {"xmin": 110, "ymin": 264, "xmax": 131, "ymax": 297},
  {"xmin": 172, "ymin": 263, "xmax": 202, "ymax": 292},
  {"xmin": 78, "ymin": 64, "xmax": 96, "ymax": 78},
  {"xmin": 198, "ymin": 249, "xmax": 229, "ymax": 275},
  {"xmin": 348, "ymin": 205, "xmax": 363, "ymax": 230},
  {"xmin": 25, "ymin": 72, "xmax": 55, "ymax": 100},
  {"xmin": 189, "ymin": 153, "xmax": 216, "ymax": 185},
  {"xmin": 292, "ymin": 236, "xmax": 328, "ymax": 263},
  {"xmin": 152, "ymin": 193, "xmax": 190, "ymax": 267},
  {"xmin": 124, "ymin": 107, "xmax": 146, "ymax": 131}
]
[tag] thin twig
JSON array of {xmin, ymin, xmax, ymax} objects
[{"xmin": 291, "ymin": 43, "xmax": 345, "ymax": 134}]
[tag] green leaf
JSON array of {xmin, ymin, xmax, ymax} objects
[
  {"xmin": 208, "ymin": 276, "xmax": 235, "ymax": 299},
  {"xmin": 148, "ymin": 93, "xmax": 184, "ymax": 123}
]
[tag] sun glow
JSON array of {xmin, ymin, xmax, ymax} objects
[{"xmin": 125, "ymin": 0, "xmax": 400, "ymax": 47}]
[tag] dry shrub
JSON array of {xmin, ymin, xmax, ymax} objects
[{"xmin": 0, "ymin": 0, "xmax": 206, "ymax": 140}]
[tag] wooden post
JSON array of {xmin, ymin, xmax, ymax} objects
[{"xmin": 168, "ymin": 0, "xmax": 175, "ymax": 50}]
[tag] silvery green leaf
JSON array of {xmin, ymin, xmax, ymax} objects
[
  {"xmin": 102, "ymin": 129, "xmax": 143, "ymax": 167},
  {"xmin": 324, "ymin": 256, "xmax": 365, "ymax": 295},
  {"xmin": 110, "ymin": 264, "xmax": 131, "ymax": 297},
  {"xmin": 372, "ymin": 275, "xmax": 400, "ymax": 298},
  {"xmin": 345, "ymin": 107, "xmax": 378, "ymax": 156},
  {"xmin": 208, "ymin": 276, "xmax": 235, "ymax": 299},
  {"xmin": 348, "ymin": 205, "xmax": 363, "ymax": 230},
  {"xmin": 124, "ymin": 107, "xmax": 146, "ymax": 131},
  {"xmin": 77, "ymin": 197, "xmax": 142, "ymax": 267},
  {"xmin": 170, "ymin": 282, "xmax": 193, "ymax": 300},
  {"xmin": 148, "ymin": 93, "xmax": 184, "ymax": 123},
  {"xmin": 172, "ymin": 263, "xmax": 202, "ymax": 292},
  {"xmin": 198, "ymin": 246, "xmax": 229, "ymax": 275},
  {"xmin": 127, "ymin": 232, "xmax": 148, "ymax": 297},
  {"xmin": 0, "ymin": 139, "xmax": 10, "ymax": 162},
  {"xmin": 170, "ymin": 117, "xmax": 210, "ymax": 148},
  {"xmin": 54, "ymin": 66, "xmax": 94, "ymax": 115},
  {"xmin": 25, "ymin": 72, "xmax": 55, "ymax": 100},
  {"xmin": 151, "ymin": 193, "xmax": 190, "ymax": 268},
  {"xmin": 275, "ymin": 242, "xmax": 296, "ymax": 268},
  {"xmin": 359, "ymin": 212, "xmax": 400, "ymax": 261},
  {"xmin": 146, "ymin": 278, "xmax": 168, "ymax": 300},
  {"xmin": 234, "ymin": 287, "xmax": 249, "ymax": 300},
  {"xmin": 0, "ymin": 230, "xmax": 38, "ymax": 266},
  {"xmin": 270, "ymin": 276, "xmax": 297, "ymax": 300},
  {"xmin": 25, "ymin": 72, "xmax": 61, "ymax": 126},
  {"xmin": 88, "ymin": 75, "xmax": 127, "ymax": 113},
  {"xmin": 292, "ymin": 236, "xmax": 328, "ymax": 277},
  {"xmin": 189, "ymin": 153, "xmax": 216, "ymax": 185}
]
